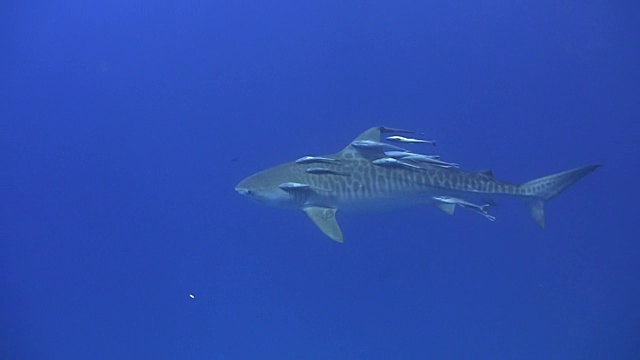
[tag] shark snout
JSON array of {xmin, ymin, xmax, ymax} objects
[{"xmin": 235, "ymin": 186, "xmax": 250, "ymax": 196}]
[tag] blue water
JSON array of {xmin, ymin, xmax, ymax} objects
[{"xmin": 3, "ymin": 1, "xmax": 639, "ymax": 359}]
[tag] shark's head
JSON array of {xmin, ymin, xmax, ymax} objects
[{"xmin": 235, "ymin": 168, "xmax": 296, "ymax": 208}]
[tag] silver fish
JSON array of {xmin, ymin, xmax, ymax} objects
[
  {"xmin": 351, "ymin": 140, "xmax": 408, "ymax": 152},
  {"xmin": 279, "ymin": 182, "xmax": 330, "ymax": 193},
  {"xmin": 372, "ymin": 157, "xmax": 422, "ymax": 170},
  {"xmin": 306, "ymin": 167, "xmax": 350, "ymax": 176},
  {"xmin": 432, "ymin": 196, "xmax": 495, "ymax": 221},
  {"xmin": 383, "ymin": 151, "xmax": 414, "ymax": 158},
  {"xmin": 384, "ymin": 151, "xmax": 440, "ymax": 160},
  {"xmin": 402, "ymin": 154, "xmax": 459, "ymax": 168},
  {"xmin": 379, "ymin": 126, "xmax": 423, "ymax": 135},
  {"xmin": 386, "ymin": 135, "xmax": 436, "ymax": 146},
  {"xmin": 295, "ymin": 156, "xmax": 341, "ymax": 164},
  {"xmin": 279, "ymin": 182, "xmax": 312, "ymax": 191}
]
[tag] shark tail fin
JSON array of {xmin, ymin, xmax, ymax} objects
[{"xmin": 519, "ymin": 165, "xmax": 600, "ymax": 229}]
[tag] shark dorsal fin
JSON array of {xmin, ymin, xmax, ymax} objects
[
  {"xmin": 477, "ymin": 169, "xmax": 494, "ymax": 177},
  {"xmin": 352, "ymin": 126, "xmax": 384, "ymax": 142},
  {"xmin": 340, "ymin": 126, "xmax": 392, "ymax": 160},
  {"xmin": 303, "ymin": 206, "xmax": 343, "ymax": 243},
  {"xmin": 336, "ymin": 127, "xmax": 383, "ymax": 160},
  {"xmin": 349, "ymin": 126, "xmax": 419, "ymax": 143},
  {"xmin": 340, "ymin": 126, "xmax": 420, "ymax": 159}
]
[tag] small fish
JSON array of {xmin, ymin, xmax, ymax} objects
[
  {"xmin": 402, "ymin": 154, "xmax": 459, "ymax": 168},
  {"xmin": 384, "ymin": 151, "xmax": 414, "ymax": 158},
  {"xmin": 433, "ymin": 196, "xmax": 495, "ymax": 221},
  {"xmin": 279, "ymin": 182, "xmax": 331, "ymax": 193},
  {"xmin": 385, "ymin": 151, "xmax": 442, "ymax": 160},
  {"xmin": 465, "ymin": 207, "xmax": 496, "ymax": 221},
  {"xmin": 380, "ymin": 126, "xmax": 423, "ymax": 135},
  {"xmin": 433, "ymin": 196, "xmax": 488, "ymax": 212},
  {"xmin": 306, "ymin": 167, "xmax": 350, "ymax": 176},
  {"xmin": 372, "ymin": 157, "xmax": 422, "ymax": 170},
  {"xmin": 351, "ymin": 140, "xmax": 408, "ymax": 152},
  {"xmin": 295, "ymin": 156, "xmax": 341, "ymax": 164},
  {"xmin": 386, "ymin": 136, "xmax": 436, "ymax": 146},
  {"xmin": 279, "ymin": 182, "xmax": 312, "ymax": 191}
]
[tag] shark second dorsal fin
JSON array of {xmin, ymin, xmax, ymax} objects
[
  {"xmin": 477, "ymin": 169, "xmax": 495, "ymax": 177},
  {"xmin": 303, "ymin": 206, "xmax": 343, "ymax": 243}
]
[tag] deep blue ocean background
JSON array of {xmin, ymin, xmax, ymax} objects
[{"xmin": 3, "ymin": 1, "xmax": 639, "ymax": 359}]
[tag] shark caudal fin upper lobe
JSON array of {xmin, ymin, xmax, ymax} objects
[{"xmin": 519, "ymin": 165, "xmax": 600, "ymax": 228}]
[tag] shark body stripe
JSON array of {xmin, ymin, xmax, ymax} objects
[{"xmin": 292, "ymin": 154, "xmax": 521, "ymax": 208}]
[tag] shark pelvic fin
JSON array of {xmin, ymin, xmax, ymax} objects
[
  {"xmin": 303, "ymin": 207, "xmax": 343, "ymax": 243},
  {"xmin": 526, "ymin": 199, "xmax": 545, "ymax": 229},
  {"xmin": 435, "ymin": 202, "xmax": 456, "ymax": 215}
]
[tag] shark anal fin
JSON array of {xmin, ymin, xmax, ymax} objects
[{"xmin": 303, "ymin": 207, "xmax": 343, "ymax": 243}]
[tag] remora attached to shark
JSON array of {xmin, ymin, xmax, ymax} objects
[{"xmin": 235, "ymin": 126, "xmax": 599, "ymax": 242}]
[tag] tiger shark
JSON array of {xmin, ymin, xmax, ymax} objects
[{"xmin": 235, "ymin": 126, "xmax": 598, "ymax": 242}]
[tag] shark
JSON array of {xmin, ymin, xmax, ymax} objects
[{"xmin": 235, "ymin": 126, "xmax": 599, "ymax": 242}]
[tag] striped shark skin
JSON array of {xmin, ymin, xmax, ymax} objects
[{"xmin": 235, "ymin": 126, "xmax": 599, "ymax": 242}]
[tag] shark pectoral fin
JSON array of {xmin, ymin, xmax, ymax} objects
[
  {"xmin": 435, "ymin": 202, "xmax": 456, "ymax": 215},
  {"xmin": 303, "ymin": 207, "xmax": 343, "ymax": 243}
]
